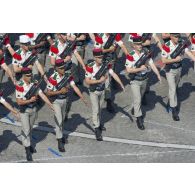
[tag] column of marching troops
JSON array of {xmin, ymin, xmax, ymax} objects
[{"xmin": 0, "ymin": 33, "xmax": 195, "ymax": 161}]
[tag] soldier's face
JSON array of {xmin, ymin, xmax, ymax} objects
[
  {"xmin": 134, "ymin": 43, "xmax": 142, "ymax": 52},
  {"xmin": 57, "ymin": 67, "xmax": 65, "ymax": 75},
  {"xmin": 23, "ymin": 74, "xmax": 32, "ymax": 82},
  {"xmin": 95, "ymin": 56, "xmax": 103, "ymax": 64},
  {"xmin": 21, "ymin": 44, "xmax": 29, "ymax": 51},
  {"xmin": 171, "ymin": 35, "xmax": 180, "ymax": 44}
]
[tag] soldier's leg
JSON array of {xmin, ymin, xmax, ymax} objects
[
  {"xmin": 20, "ymin": 111, "xmax": 33, "ymax": 161},
  {"xmin": 166, "ymin": 71, "xmax": 177, "ymax": 108},
  {"xmin": 90, "ymin": 91, "xmax": 103, "ymax": 141},
  {"xmin": 130, "ymin": 81, "xmax": 145, "ymax": 130},
  {"xmin": 29, "ymin": 108, "xmax": 37, "ymax": 153},
  {"xmin": 105, "ymin": 74, "xmax": 114, "ymax": 113},
  {"xmin": 166, "ymin": 70, "xmax": 180, "ymax": 121},
  {"xmin": 53, "ymin": 101, "xmax": 65, "ymax": 152},
  {"xmin": 0, "ymin": 69, "xmax": 5, "ymax": 83},
  {"xmin": 99, "ymin": 90, "xmax": 106, "ymax": 131}
]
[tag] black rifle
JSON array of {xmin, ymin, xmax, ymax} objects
[
  {"xmin": 59, "ymin": 34, "xmax": 79, "ymax": 59},
  {"xmin": 24, "ymin": 75, "xmax": 45, "ymax": 100},
  {"xmin": 55, "ymin": 72, "xmax": 72, "ymax": 91},
  {"xmin": 34, "ymin": 33, "xmax": 48, "ymax": 44},
  {"xmin": 22, "ymin": 52, "xmax": 38, "ymax": 68},
  {"xmin": 128, "ymin": 42, "xmax": 158, "ymax": 80},
  {"xmin": 170, "ymin": 37, "xmax": 191, "ymax": 59},
  {"xmin": 142, "ymin": 33, "xmax": 152, "ymax": 43},
  {"xmin": 103, "ymin": 33, "xmax": 117, "ymax": 49}
]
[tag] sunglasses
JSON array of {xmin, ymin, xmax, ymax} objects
[{"xmin": 25, "ymin": 74, "xmax": 32, "ymax": 77}]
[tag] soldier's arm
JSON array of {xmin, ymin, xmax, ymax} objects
[
  {"xmin": 34, "ymin": 60, "xmax": 47, "ymax": 81},
  {"xmin": 38, "ymin": 91, "xmax": 54, "ymax": 111},
  {"xmin": 153, "ymin": 34, "xmax": 163, "ymax": 51},
  {"xmin": 126, "ymin": 65, "xmax": 147, "ymax": 73},
  {"xmin": 85, "ymin": 77, "xmax": 104, "ymax": 85},
  {"xmin": 148, "ymin": 60, "xmax": 161, "ymax": 82},
  {"xmin": 1, "ymin": 100, "xmax": 19, "ymax": 116},
  {"xmin": 28, "ymin": 41, "xmax": 46, "ymax": 50},
  {"xmin": 71, "ymin": 84, "xmax": 87, "ymax": 105},
  {"xmin": 142, "ymin": 40, "xmax": 151, "ymax": 46},
  {"xmin": 74, "ymin": 51, "xmax": 86, "ymax": 71},
  {"xmin": 119, "ymin": 43, "xmax": 129, "ymax": 55},
  {"xmin": 1, "ymin": 63, "xmax": 15, "ymax": 84},
  {"xmin": 109, "ymin": 70, "xmax": 125, "ymax": 91},
  {"xmin": 185, "ymin": 49, "xmax": 195, "ymax": 62},
  {"xmin": 50, "ymin": 56, "xmax": 56, "ymax": 66},
  {"xmin": 76, "ymin": 34, "xmax": 86, "ymax": 41},
  {"xmin": 161, "ymin": 56, "xmax": 181, "ymax": 64},
  {"xmin": 102, "ymin": 46, "xmax": 115, "ymax": 53},
  {"xmin": 46, "ymin": 88, "xmax": 65, "ymax": 96},
  {"xmin": 16, "ymin": 97, "xmax": 36, "ymax": 106},
  {"xmin": 88, "ymin": 33, "xmax": 95, "ymax": 42}
]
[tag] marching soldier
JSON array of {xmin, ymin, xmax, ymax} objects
[
  {"xmin": 46, "ymin": 59, "xmax": 87, "ymax": 152},
  {"xmin": 161, "ymin": 33, "xmax": 195, "ymax": 121},
  {"xmin": 16, "ymin": 67, "xmax": 54, "ymax": 161},
  {"xmin": 6, "ymin": 35, "xmax": 47, "ymax": 81},
  {"xmin": 94, "ymin": 33, "xmax": 128, "ymax": 113},
  {"xmin": 85, "ymin": 48, "xmax": 125, "ymax": 141},
  {"xmin": 125, "ymin": 36, "xmax": 161, "ymax": 130},
  {"xmin": 49, "ymin": 33, "xmax": 86, "ymax": 120}
]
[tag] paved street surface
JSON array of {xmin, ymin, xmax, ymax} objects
[{"xmin": 0, "ymin": 34, "xmax": 195, "ymax": 163}]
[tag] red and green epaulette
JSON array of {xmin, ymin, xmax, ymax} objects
[
  {"xmin": 85, "ymin": 60, "xmax": 95, "ymax": 73},
  {"xmin": 50, "ymin": 41, "xmax": 59, "ymax": 54},
  {"xmin": 13, "ymin": 49, "xmax": 22, "ymax": 61},
  {"xmin": 162, "ymin": 41, "xmax": 171, "ymax": 53},
  {"xmin": 48, "ymin": 72, "xmax": 58, "ymax": 86},
  {"xmin": 16, "ymin": 80, "xmax": 24, "ymax": 92}
]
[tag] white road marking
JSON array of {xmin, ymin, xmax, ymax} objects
[
  {"xmin": 6, "ymin": 149, "xmax": 192, "ymax": 163},
  {"xmin": 1, "ymin": 117, "xmax": 195, "ymax": 151}
]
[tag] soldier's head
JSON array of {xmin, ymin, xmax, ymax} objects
[
  {"xmin": 22, "ymin": 67, "xmax": 32, "ymax": 82},
  {"xmin": 170, "ymin": 33, "xmax": 181, "ymax": 44},
  {"xmin": 56, "ymin": 33, "xmax": 67, "ymax": 44},
  {"xmin": 93, "ymin": 48, "xmax": 103, "ymax": 65},
  {"xmin": 132, "ymin": 36, "xmax": 143, "ymax": 52},
  {"xmin": 19, "ymin": 35, "xmax": 30, "ymax": 51},
  {"xmin": 55, "ymin": 59, "xmax": 66, "ymax": 75}
]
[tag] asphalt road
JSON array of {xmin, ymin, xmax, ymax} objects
[{"xmin": 0, "ymin": 34, "xmax": 195, "ymax": 163}]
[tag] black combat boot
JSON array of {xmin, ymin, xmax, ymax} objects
[
  {"xmin": 131, "ymin": 108, "xmax": 134, "ymax": 115},
  {"xmin": 171, "ymin": 107, "xmax": 180, "ymax": 121},
  {"xmin": 25, "ymin": 147, "xmax": 33, "ymax": 162},
  {"xmin": 106, "ymin": 99, "xmax": 115, "ymax": 113},
  {"xmin": 30, "ymin": 146, "xmax": 37, "ymax": 154},
  {"xmin": 136, "ymin": 117, "xmax": 145, "ymax": 130},
  {"xmin": 62, "ymin": 136, "xmax": 68, "ymax": 144},
  {"xmin": 57, "ymin": 138, "xmax": 65, "ymax": 152},
  {"xmin": 94, "ymin": 127, "xmax": 103, "ymax": 141},
  {"xmin": 100, "ymin": 124, "xmax": 106, "ymax": 131}
]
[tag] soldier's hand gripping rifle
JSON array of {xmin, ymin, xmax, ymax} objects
[
  {"xmin": 24, "ymin": 74, "xmax": 46, "ymax": 100},
  {"xmin": 170, "ymin": 36, "xmax": 191, "ymax": 59},
  {"xmin": 128, "ymin": 42, "xmax": 158, "ymax": 80},
  {"xmin": 34, "ymin": 33, "xmax": 48, "ymax": 45}
]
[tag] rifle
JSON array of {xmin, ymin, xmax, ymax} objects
[
  {"xmin": 128, "ymin": 42, "xmax": 158, "ymax": 80},
  {"xmin": 170, "ymin": 36, "xmax": 191, "ymax": 59},
  {"xmin": 103, "ymin": 33, "xmax": 117, "ymax": 49},
  {"xmin": 0, "ymin": 34, "xmax": 7, "ymax": 47},
  {"xmin": 142, "ymin": 33, "xmax": 152, "ymax": 43},
  {"xmin": 59, "ymin": 34, "xmax": 79, "ymax": 59},
  {"xmin": 22, "ymin": 52, "xmax": 38, "ymax": 68},
  {"xmin": 24, "ymin": 75, "xmax": 45, "ymax": 100},
  {"xmin": 34, "ymin": 33, "xmax": 48, "ymax": 44}
]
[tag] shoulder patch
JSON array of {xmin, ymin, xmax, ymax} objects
[
  {"xmin": 162, "ymin": 44, "xmax": 171, "ymax": 53},
  {"xmin": 50, "ymin": 45, "xmax": 59, "ymax": 54},
  {"xmin": 13, "ymin": 51, "xmax": 22, "ymax": 61},
  {"xmin": 16, "ymin": 84, "xmax": 24, "ymax": 92},
  {"xmin": 126, "ymin": 54, "xmax": 134, "ymax": 61}
]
